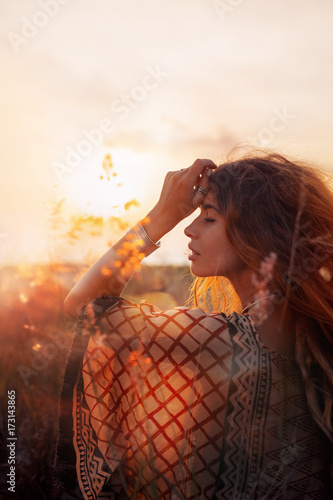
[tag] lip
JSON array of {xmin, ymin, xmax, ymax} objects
[{"xmin": 188, "ymin": 245, "xmax": 200, "ymax": 261}]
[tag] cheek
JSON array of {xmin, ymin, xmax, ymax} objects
[{"xmin": 214, "ymin": 243, "xmax": 245, "ymax": 273}]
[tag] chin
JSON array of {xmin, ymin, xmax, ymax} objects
[{"xmin": 190, "ymin": 264, "xmax": 212, "ymax": 278}]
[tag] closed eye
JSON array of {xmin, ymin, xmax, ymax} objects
[{"xmin": 204, "ymin": 218, "xmax": 215, "ymax": 223}]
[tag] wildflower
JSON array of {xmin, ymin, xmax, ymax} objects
[
  {"xmin": 252, "ymin": 252, "xmax": 277, "ymax": 289},
  {"xmin": 82, "ymin": 304, "xmax": 101, "ymax": 337},
  {"xmin": 94, "ymin": 332, "xmax": 108, "ymax": 348},
  {"xmin": 250, "ymin": 252, "xmax": 277, "ymax": 325},
  {"xmin": 128, "ymin": 350, "xmax": 151, "ymax": 384},
  {"xmin": 19, "ymin": 293, "xmax": 28, "ymax": 303},
  {"xmin": 141, "ymin": 216, "xmax": 151, "ymax": 225},
  {"xmin": 124, "ymin": 199, "xmax": 139, "ymax": 211},
  {"xmin": 123, "ymin": 241, "xmax": 133, "ymax": 250},
  {"xmin": 318, "ymin": 266, "xmax": 332, "ymax": 282},
  {"xmin": 85, "ymin": 303, "xmax": 95, "ymax": 320},
  {"xmin": 101, "ymin": 266, "xmax": 112, "ymax": 276},
  {"xmin": 29, "ymin": 279, "xmax": 42, "ymax": 287},
  {"xmin": 128, "ymin": 351, "xmax": 141, "ymax": 367}
]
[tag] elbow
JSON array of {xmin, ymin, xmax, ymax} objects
[{"xmin": 64, "ymin": 292, "xmax": 81, "ymax": 319}]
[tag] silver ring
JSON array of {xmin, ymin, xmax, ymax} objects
[{"xmin": 196, "ymin": 186, "xmax": 208, "ymax": 196}]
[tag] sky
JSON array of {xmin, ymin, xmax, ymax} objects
[{"xmin": 1, "ymin": 0, "xmax": 333, "ymax": 266}]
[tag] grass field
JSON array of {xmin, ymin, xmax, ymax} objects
[{"xmin": 0, "ymin": 263, "xmax": 191, "ymax": 499}]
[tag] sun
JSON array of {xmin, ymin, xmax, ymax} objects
[{"xmin": 62, "ymin": 146, "xmax": 156, "ymax": 219}]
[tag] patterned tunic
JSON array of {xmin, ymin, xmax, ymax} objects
[{"xmin": 52, "ymin": 296, "xmax": 331, "ymax": 499}]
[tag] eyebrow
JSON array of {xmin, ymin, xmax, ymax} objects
[{"xmin": 200, "ymin": 203, "xmax": 221, "ymax": 213}]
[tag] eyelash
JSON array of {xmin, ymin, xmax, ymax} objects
[{"xmin": 204, "ymin": 218, "xmax": 215, "ymax": 223}]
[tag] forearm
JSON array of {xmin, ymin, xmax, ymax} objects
[
  {"xmin": 64, "ymin": 236, "xmax": 134, "ymax": 318},
  {"xmin": 64, "ymin": 211, "xmax": 170, "ymax": 318}
]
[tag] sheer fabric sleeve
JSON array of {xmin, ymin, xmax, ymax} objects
[{"xmin": 59, "ymin": 296, "xmax": 232, "ymax": 499}]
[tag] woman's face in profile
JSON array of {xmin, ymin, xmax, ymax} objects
[{"xmin": 184, "ymin": 191, "xmax": 247, "ymax": 280}]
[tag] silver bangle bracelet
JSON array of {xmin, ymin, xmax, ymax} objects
[{"xmin": 125, "ymin": 223, "xmax": 161, "ymax": 257}]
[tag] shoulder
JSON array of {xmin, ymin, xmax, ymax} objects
[
  {"xmin": 101, "ymin": 298, "xmax": 231, "ymax": 338},
  {"xmin": 80, "ymin": 297, "xmax": 255, "ymax": 343}
]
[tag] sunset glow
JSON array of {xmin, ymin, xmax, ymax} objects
[
  {"xmin": 1, "ymin": 0, "xmax": 333, "ymax": 265},
  {"xmin": 62, "ymin": 147, "xmax": 158, "ymax": 219},
  {"xmin": 2, "ymin": 3, "xmax": 333, "ymax": 497}
]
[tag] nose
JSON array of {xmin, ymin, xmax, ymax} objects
[{"xmin": 184, "ymin": 219, "xmax": 198, "ymax": 239}]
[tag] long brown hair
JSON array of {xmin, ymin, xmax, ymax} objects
[{"xmin": 190, "ymin": 149, "xmax": 333, "ymax": 444}]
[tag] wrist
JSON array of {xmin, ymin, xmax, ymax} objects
[
  {"xmin": 142, "ymin": 207, "xmax": 176, "ymax": 242},
  {"xmin": 125, "ymin": 223, "xmax": 161, "ymax": 257}
]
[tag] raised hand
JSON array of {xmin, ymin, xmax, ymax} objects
[{"xmin": 144, "ymin": 159, "xmax": 217, "ymax": 242}]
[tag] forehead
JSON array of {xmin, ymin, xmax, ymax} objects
[
  {"xmin": 203, "ymin": 190, "xmax": 217, "ymax": 204},
  {"xmin": 201, "ymin": 190, "xmax": 219, "ymax": 209}
]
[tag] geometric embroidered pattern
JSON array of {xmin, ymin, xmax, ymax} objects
[{"xmin": 66, "ymin": 297, "xmax": 331, "ymax": 499}]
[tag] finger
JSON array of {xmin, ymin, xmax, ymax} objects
[
  {"xmin": 198, "ymin": 166, "xmax": 211, "ymax": 190},
  {"xmin": 193, "ymin": 186, "xmax": 209, "ymax": 208},
  {"xmin": 176, "ymin": 160, "xmax": 216, "ymax": 176},
  {"xmin": 187, "ymin": 159, "xmax": 217, "ymax": 183},
  {"xmin": 193, "ymin": 168, "xmax": 211, "ymax": 207}
]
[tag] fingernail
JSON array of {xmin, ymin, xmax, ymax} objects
[{"xmin": 207, "ymin": 169, "xmax": 212, "ymax": 177}]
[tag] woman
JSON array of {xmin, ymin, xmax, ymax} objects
[{"xmin": 53, "ymin": 152, "xmax": 333, "ymax": 499}]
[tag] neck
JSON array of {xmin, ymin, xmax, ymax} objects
[{"xmin": 229, "ymin": 268, "xmax": 258, "ymax": 310}]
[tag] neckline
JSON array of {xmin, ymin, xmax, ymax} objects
[{"xmin": 241, "ymin": 294, "xmax": 277, "ymax": 315}]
